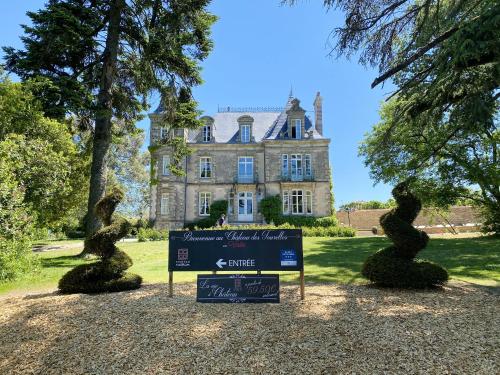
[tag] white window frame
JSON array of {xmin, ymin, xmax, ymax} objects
[
  {"xmin": 240, "ymin": 124, "xmax": 251, "ymax": 143},
  {"xmin": 282, "ymin": 154, "xmax": 288, "ymax": 177},
  {"xmin": 199, "ymin": 192, "xmax": 211, "ymax": 216},
  {"xmin": 291, "ymin": 154, "xmax": 303, "ymax": 180},
  {"xmin": 283, "ymin": 191, "xmax": 290, "ymax": 214},
  {"xmin": 238, "ymin": 156, "xmax": 253, "ymax": 182},
  {"xmin": 291, "ymin": 119, "xmax": 302, "ymax": 139},
  {"xmin": 202, "ymin": 125, "xmax": 212, "ymax": 142},
  {"xmin": 291, "ymin": 189, "xmax": 304, "ymax": 214},
  {"xmin": 162, "ymin": 155, "xmax": 170, "ymax": 176},
  {"xmin": 199, "ymin": 157, "xmax": 212, "ymax": 179},
  {"xmin": 304, "ymin": 154, "xmax": 312, "ymax": 177},
  {"xmin": 305, "ymin": 190, "xmax": 313, "ymax": 214},
  {"xmin": 160, "ymin": 193, "xmax": 169, "ymax": 216}
]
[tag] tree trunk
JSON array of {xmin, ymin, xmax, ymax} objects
[{"xmin": 82, "ymin": 0, "xmax": 124, "ymax": 255}]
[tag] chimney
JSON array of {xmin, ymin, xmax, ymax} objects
[{"xmin": 313, "ymin": 92, "xmax": 323, "ymax": 135}]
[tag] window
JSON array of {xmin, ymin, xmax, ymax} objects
[
  {"xmin": 202, "ymin": 125, "xmax": 212, "ymax": 142},
  {"xmin": 305, "ymin": 190, "xmax": 313, "ymax": 214},
  {"xmin": 160, "ymin": 127, "xmax": 168, "ymax": 140},
  {"xmin": 160, "ymin": 193, "xmax": 168, "ymax": 215},
  {"xmin": 291, "ymin": 190, "xmax": 304, "ymax": 214},
  {"xmin": 199, "ymin": 192, "xmax": 211, "ymax": 216},
  {"xmin": 283, "ymin": 191, "xmax": 290, "ymax": 214},
  {"xmin": 241, "ymin": 124, "xmax": 251, "ymax": 143},
  {"xmin": 282, "ymin": 154, "xmax": 288, "ymax": 177},
  {"xmin": 291, "ymin": 154, "xmax": 303, "ymax": 181},
  {"xmin": 304, "ymin": 154, "xmax": 312, "ymax": 177},
  {"xmin": 174, "ymin": 128, "xmax": 184, "ymax": 138},
  {"xmin": 291, "ymin": 119, "xmax": 301, "ymax": 139},
  {"xmin": 162, "ymin": 155, "xmax": 170, "ymax": 176},
  {"xmin": 238, "ymin": 157, "xmax": 253, "ymax": 182},
  {"xmin": 200, "ymin": 157, "xmax": 212, "ymax": 178}
]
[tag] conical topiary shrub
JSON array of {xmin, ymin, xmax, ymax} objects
[
  {"xmin": 59, "ymin": 188, "xmax": 142, "ymax": 293},
  {"xmin": 362, "ymin": 182, "xmax": 448, "ymax": 288}
]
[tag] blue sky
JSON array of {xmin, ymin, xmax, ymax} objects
[{"xmin": 1, "ymin": 0, "xmax": 393, "ymax": 207}]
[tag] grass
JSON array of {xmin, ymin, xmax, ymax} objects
[{"xmin": 1, "ymin": 236, "xmax": 498, "ymax": 295}]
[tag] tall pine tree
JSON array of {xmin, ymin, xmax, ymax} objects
[{"xmin": 4, "ymin": 0, "xmax": 216, "ymax": 243}]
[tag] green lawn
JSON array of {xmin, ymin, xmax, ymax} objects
[{"xmin": 1, "ymin": 236, "xmax": 498, "ymax": 294}]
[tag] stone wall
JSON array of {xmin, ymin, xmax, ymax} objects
[{"xmin": 336, "ymin": 206, "xmax": 483, "ymax": 231}]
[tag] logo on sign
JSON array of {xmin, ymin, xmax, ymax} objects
[
  {"xmin": 175, "ymin": 248, "xmax": 190, "ymax": 267},
  {"xmin": 178, "ymin": 249, "xmax": 189, "ymax": 260},
  {"xmin": 280, "ymin": 249, "xmax": 297, "ymax": 266}
]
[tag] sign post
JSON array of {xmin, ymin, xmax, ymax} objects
[{"xmin": 168, "ymin": 229, "xmax": 304, "ymax": 300}]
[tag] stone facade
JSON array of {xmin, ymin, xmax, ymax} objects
[{"xmin": 149, "ymin": 93, "xmax": 332, "ymax": 229}]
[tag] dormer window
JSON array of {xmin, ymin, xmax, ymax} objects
[
  {"xmin": 291, "ymin": 119, "xmax": 302, "ymax": 139},
  {"xmin": 202, "ymin": 124, "xmax": 212, "ymax": 142},
  {"xmin": 237, "ymin": 115, "xmax": 254, "ymax": 143},
  {"xmin": 241, "ymin": 124, "xmax": 251, "ymax": 143}
]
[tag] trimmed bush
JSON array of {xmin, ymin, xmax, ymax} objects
[
  {"xmin": 209, "ymin": 200, "xmax": 228, "ymax": 221},
  {"xmin": 58, "ymin": 188, "xmax": 142, "ymax": 294},
  {"xmin": 258, "ymin": 195, "xmax": 338, "ymax": 227},
  {"xmin": 259, "ymin": 195, "xmax": 282, "ymax": 224},
  {"xmin": 184, "ymin": 223, "xmax": 355, "ymax": 238},
  {"xmin": 362, "ymin": 183, "xmax": 448, "ymax": 288}
]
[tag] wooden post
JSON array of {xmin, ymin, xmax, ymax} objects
[
  {"xmin": 168, "ymin": 271, "xmax": 173, "ymax": 297},
  {"xmin": 299, "ymin": 270, "xmax": 305, "ymax": 300}
]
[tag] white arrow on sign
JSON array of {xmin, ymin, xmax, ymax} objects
[{"xmin": 216, "ymin": 259, "xmax": 227, "ymax": 269}]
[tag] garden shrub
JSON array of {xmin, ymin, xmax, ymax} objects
[
  {"xmin": 137, "ymin": 228, "xmax": 168, "ymax": 242},
  {"xmin": 59, "ymin": 188, "xmax": 142, "ymax": 293},
  {"xmin": 0, "ymin": 162, "xmax": 39, "ymax": 281},
  {"xmin": 362, "ymin": 182, "xmax": 448, "ymax": 288},
  {"xmin": 209, "ymin": 200, "xmax": 228, "ymax": 221},
  {"xmin": 259, "ymin": 195, "xmax": 282, "ymax": 224},
  {"xmin": 258, "ymin": 195, "xmax": 338, "ymax": 227},
  {"xmin": 185, "ymin": 200, "xmax": 228, "ymax": 229},
  {"xmin": 185, "ymin": 223, "xmax": 355, "ymax": 238}
]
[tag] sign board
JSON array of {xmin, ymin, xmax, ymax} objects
[
  {"xmin": 196, "ymin": 274, "xmax": 280, "ymax": 303},
  {"xmin": 168, "ymin": 229, "xmax": 303, "ymax": 272}
]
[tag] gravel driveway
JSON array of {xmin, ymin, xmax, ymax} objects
[{"xmin": 0, "ymin": 282, "xmax": 498, "ymax": 374}]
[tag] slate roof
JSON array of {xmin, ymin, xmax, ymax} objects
[{"xmin": 155, "ymin": 95, "xmax": 325, "ymax": 143}]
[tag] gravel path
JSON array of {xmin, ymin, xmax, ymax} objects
[{"xmin": 0, "ymin": 282, "xmax": 498, "ymax": 374}]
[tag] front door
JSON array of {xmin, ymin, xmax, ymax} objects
[{"xmin": 238, "ymin": 192, "xmax": 253, "ymax": 221}]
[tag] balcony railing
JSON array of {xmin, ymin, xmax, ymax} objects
[
  {"xmin": 281, "ymin": 172, "xmax": 314, "ymax": 182},
  {"xmin": 235, "ymin": 175, "xmax": 257, "ymax": 184}
]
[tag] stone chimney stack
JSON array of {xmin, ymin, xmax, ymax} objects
[{"xmin": 313, "ymin": 92, "xmax": 323, "ymax": 135}]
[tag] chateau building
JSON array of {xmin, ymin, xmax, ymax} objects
[{"xmin": 149, "ymin": 92, "xmax": 332, "ymax": 229}]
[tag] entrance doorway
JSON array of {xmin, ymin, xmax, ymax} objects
[{"xmin": 238, "ymin": 192, "xmax": 253, "ymax": 221}]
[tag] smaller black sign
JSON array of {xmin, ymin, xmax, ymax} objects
[{"xmin": 197, "ymin": 274, "xmax": 280, "ymax": 303}]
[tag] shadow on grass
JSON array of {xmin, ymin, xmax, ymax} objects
[
  {"xmin": 40, "ymin": 255, "xmax": 88, "ymax": 269},
  {"xmin": 304, "ymin": 236, "xmax": 499, "ymax": 283}
]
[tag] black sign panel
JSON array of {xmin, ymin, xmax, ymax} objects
[
  {"xmin": 197, "ymin": 274, "xmax": 280, "ymax": 303},
  {"xmin": 168, "ymin": 229, "xmax": 303, "ymax": 271}
]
